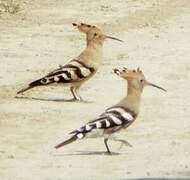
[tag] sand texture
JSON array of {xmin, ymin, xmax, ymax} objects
[{"xmin": 0, "ymin": 0, "xmax": 190, "ymax": 179}]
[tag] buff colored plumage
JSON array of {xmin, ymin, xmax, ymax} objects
[
  {"xmin": 17, "ymin": 23, "xmax": 122, "ymax": 101},
  {"xmin": 55, "ymin": 67, "xmax": 166, "ymax": 154}
]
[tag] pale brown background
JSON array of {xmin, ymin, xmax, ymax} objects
[{"xmin": 0, "ymin": 0, "xmax": 190, "ymax": 179}]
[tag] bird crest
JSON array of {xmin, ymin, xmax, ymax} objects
[
  {"xmin": 114, "ymin": 67, "xmax": 145, "ymax": 80},
  {"xmin": 72, "ymin": 22, "xmax": 102, "ymax": 34}
]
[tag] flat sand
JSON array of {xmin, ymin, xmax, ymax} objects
[{"xmin": 0, "ymin": 0, "xmax": 190, "ymax": 179}]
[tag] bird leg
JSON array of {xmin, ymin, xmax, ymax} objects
[
  {"xmin": 108, "ymin": 135, "xmax": 133, "ymax": 150},
  {"xmin": 104, "ymin": 138, "xmax": 111, "ymax": 154},
  {"xmin": 70, "ymin": 86, "xmax": 82, "ymax": 101},
  {"xmin": 113, "ymin": 138, "xmax": 133, "ymax": 150}
]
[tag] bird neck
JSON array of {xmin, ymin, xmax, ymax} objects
[
  {"xmin": 117, "ymin": 85, "xmax": 142, "ymax": 117},
  {"xmin": 78, "ymin": 40, "xmax": 103, "ymax": 68},
  {"xmin": 86, "ymin": 39, "xmax": 103, "ymax": 51}
]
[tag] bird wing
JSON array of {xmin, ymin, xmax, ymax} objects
[
  {"xmin": 70, "ymin": 106, "xmax": 136, "ymax": 139},
  {"xmin": 31, "ymin": 59, "xmax": 96, "ymax": 86}
]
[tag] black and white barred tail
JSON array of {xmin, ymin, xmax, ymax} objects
[
  {"xmin": 16, "ymin": 78, "xmax": 44, "ymax": 94},
  {"xmin": 55, "ymin": 135, "xmax": 78, "ymax": 149}
]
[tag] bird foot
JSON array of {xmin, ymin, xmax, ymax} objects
[
  {"xmin": 69, "ymin": 97, "xmax": 93, "ymax": 103},
  {"xmin": 118, "ymin": 140, "xmax": 133, "ymax": 150},
  {"xmin": 104, "ymin": 151, "xmax": 119, "ymax": 155}
]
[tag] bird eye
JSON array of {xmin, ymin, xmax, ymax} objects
[
  {"xmin": 140, "ymin": 79, "xmax": 144, "ymax": 83},
  {"xmin": 94, "ymin": 33, "xmax": 97, "ymax": 36},
  {"xmin": 87, "ymin": 25, "xmax": 91, "ymax": 27}
]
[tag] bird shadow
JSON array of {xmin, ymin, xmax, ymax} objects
[
  {"xmin": 15, "ymin": 96, "xmax": 93, "ymax": 103},
  {"xmin": 54, "ymin": 150, "xmax": 120, "ymax": 156}
]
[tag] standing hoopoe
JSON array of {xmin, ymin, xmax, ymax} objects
[
  {"xmin": 16, "ymin": 23, "xmax": 122, "ymax": 101},
  {"xmin": 55, "ymin": 67, "xmax": 166, "ymax": 154}
]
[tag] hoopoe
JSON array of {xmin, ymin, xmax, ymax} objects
[
  {"xmin": 16, "ymin": 23, "xmax": 122, "ymax": 101},
  {"xmin": 55, "ymin": 67, "xmax": 166, "ymax": 154}
]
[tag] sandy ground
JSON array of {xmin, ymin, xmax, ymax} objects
[{"xmin": 0, "ymin": 0, "xmax": 190, "ymax": 179}]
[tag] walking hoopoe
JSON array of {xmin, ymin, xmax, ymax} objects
[
  {"xmin": 55, "ymin": 67, "xmax": 166, "ymax": 154},
  {"xmin": 16, "ymin": 23, "xmax": 122, "ymax": 101}
]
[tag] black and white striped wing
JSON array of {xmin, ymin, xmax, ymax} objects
[
  {"xmin": 31, "ymin": 59, "xmax": 96, "ymax": 86},
  {"xmin": 70, "ymin": 106, "xmax": 136, "ymax": 139}
]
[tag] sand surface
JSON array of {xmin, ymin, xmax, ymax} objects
[{"xmin": 0, "ymin": 0, "xmax": 190, "ymax": 179}]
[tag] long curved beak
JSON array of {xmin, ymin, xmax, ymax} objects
[
  {"xmin": 146, "ymin": 81, "xmax": 167, "ymax": 92},
  {"xmin": 105, "ymin": 35, "xmax": 123, "ymax": 42}
]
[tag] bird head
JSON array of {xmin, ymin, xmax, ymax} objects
[
  {"xmin": 113, "ymin": 67, "xmax": 167, "ymax": 92},
  {"xmin": 72, "ymin": 23, "xmax": 123, "ymax": 45}
]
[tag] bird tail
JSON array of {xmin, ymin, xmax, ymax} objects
[
  {"xmin": 16, "ymin": 85, "xmax": 35, "ymax": 94},
  {"xmin": 16, "ymin": 79, "xmax": 42, "ymax": 95},
  {"xmin": 55, "ymin": 135, "xmax": 78, "ymax": 149}
]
